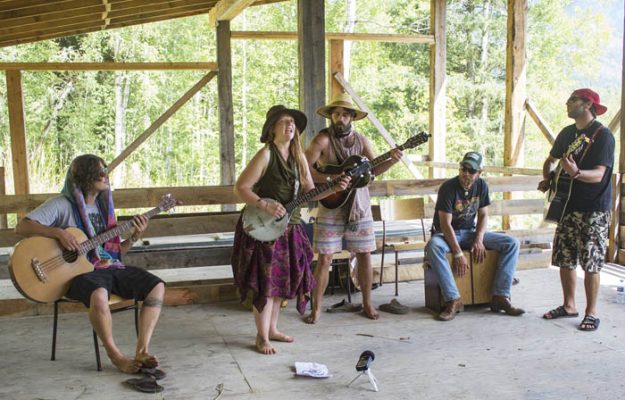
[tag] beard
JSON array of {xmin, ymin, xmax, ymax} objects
[{"xmin": 332, "ymin": 122, "xmax": 352, "ymax": 138}]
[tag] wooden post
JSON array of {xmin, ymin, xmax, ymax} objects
[
  {"xmin": 297, "ymin": 0, "xmax": 326, "ymax": 146},
  {"xmin": 6, "ymin": 70, "xmax": 29, "ymax": 199},
  {"xmin": 0, "ymin": 166, "xmax": 7, "ymax": 229},
  {"xmin": 217, "ymin": 20, "xmax": 236, "ymax": 211},
  {"xmin": 503, "ymin": 0, "xmax": 528, "ymax": 230},
  {"xmin": 618, "ymin": 14, "xmax": 625, "ymax": 264},
  {"xmin": 329, "ymin": 39, "xmax": 344, "ymax": 99},
  {"xmin": 429, "ymin": 0, "xmax": 446, "ymax": 179}
]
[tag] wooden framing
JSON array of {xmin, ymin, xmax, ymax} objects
[
  {"xmin": 6, "ymin": 70, "xmax": 29, "ymax": 198},
  {"xmin": 0, "ymin": 167, "xmax": 6, "ymax": 229},
  {"xmin": 231, "ymin": 31, "xmax": 435, "ymax": 43},
  {"xmin": 329, "ymin": 39, "xmax": 344, "ymax": 98},
  {"xmin": 428, "ymin": 0, "xmax": 446, "ymax": 179},
  {"xmin": 525, "ymin": 99, "xmax": 555, "ymax": 145},
  {"xmin": 208, "ymin": 0, "xmax": 256, "ymax": 25},
  {"xmin": 503, "ymin": 0, "xmax": 528, "ymax": 230},
  {"xmin": 297, "ymin": 0, "xmax": 326, "ymax": 145},
  {"xmin": 217, "ymin": 21, "xmax": 236, "ymax": 192},
  {"xmin": 0, "ymin": 63, "xmax": 218, "ymax": 71}
]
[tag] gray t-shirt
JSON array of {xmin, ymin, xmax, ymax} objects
[{"xmin": 27, "ymin": 195, "xmax": 104, "ymax": 233}]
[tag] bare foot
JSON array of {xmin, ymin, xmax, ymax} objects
[
  {"xmin": 303, "ymin": 310, "xmax": 319, "ymax": 324},
  {"xmin": 269, "ymin": 330, "xmax": 294, "ymax": 343},
  {"xmin": 363, "ymin": 305, "xmax": 379, "ymax": 320},
  {"xmin": 135, "ymin": 352, "xmax": 159, "ymax": 368},
  {"xmin": 256, "ymin": 335, "xmax": 276, "ymax": 355},
  {"xmin": 110, "ymin": 354, "xmax": 142, "ymax": 374}
]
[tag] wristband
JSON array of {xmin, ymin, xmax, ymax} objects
[{"xmin": 453, "ymin": 251, "xmax": 464, "ymax": 259}]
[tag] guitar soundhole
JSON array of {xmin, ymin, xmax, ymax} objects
[{"xmin": 62, "ymin": 250, "xmax": 78, "ymax": 263}]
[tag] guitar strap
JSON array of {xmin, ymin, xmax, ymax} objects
[{"xmin": 576, "ymin": 124, "xmax": 604, "ymax": 165}]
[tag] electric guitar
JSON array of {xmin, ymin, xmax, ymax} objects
[
  {"xmin": 545, "ymin": 134, "xmax": 591, "ymax": 223},
  {"xmin": 8, "ymin": 194, "xmax": 177, "ymax": 303},
  {"xmin": 319, "ymin": 132, "xmax": 430, "ymax": 209},
  {"xmin": 242, "ymin": 160, "xmax": 372, "ymax": 242}
]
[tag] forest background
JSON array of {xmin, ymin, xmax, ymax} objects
[{"xmin": 0, "ymin": 0, "xmax": 623, "ymax": 224}]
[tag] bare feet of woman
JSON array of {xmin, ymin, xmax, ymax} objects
[
  {"xmin": 135, "ymin": 352, "xmax": 159, "ymax": 368},
  {"xmin": 303, "ymin": 310, "xmax": 319, "ymax": 324},
  {"xmin": 363, "ymin": 305, "xmax": 379, "ymax": 320},
  {"xmin": 269, "ymin": 330, "xmax": 294, "ymax": 343},
  {"xmin": 256, "ymin": 335, "xmax": 276, "ymax": 355},
  {"xmin": 110, "ymin": 354, "xmax": 142, "ymax": 374}
]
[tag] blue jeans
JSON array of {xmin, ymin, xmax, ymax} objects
[{"xmin": 425, "ymin": 230, "xmax": 520, "ymax": 302}]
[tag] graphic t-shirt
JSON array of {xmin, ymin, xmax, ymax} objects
[{"xmin": 432, "ymin": 176, "xmax": 490, "ymax": 233}]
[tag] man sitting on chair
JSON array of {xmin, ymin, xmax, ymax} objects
[
  {"xmin": 424, "ymin": 151, "xmax": 524, "ymax": 321},
  {"xmin": 15, "ymin": 154, "xmax": 166, "ymax": 373}
]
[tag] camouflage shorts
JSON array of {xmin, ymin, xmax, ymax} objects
[{"xmin": 552, "ymin": 211, "xmax": 611, "ymax": 273}]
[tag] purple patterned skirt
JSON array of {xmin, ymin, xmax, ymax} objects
[{"xmin": 231, "ymin": 216, "xmax": 315, "ymax": 315}]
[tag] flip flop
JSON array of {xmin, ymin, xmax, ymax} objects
[
  {"xmin": 140, "ymin": 367, "xmax": 166, "ymax": 380},
  {"xmin": 379, "ymin": 299, "xmax": 409, "ymax": 315},
  {"xmin": 326, "ymin": 299, "xmax": 363, "ymax": 313},
  {"xmin": 543, "ymin": 305, "xmax": 579, "ymax": 319},
  {"xmin": 123, "ymin": 376, "xmax": 164, "ymax": 393}
]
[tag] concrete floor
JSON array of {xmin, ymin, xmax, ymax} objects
[{"xmin": 1, "ymin": 267, "xmax": 625, "ymax": 400}]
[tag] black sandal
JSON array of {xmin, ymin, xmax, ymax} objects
[{"xmin": 579, "ymin": 315, "xmax": 600, "ymax": 331}]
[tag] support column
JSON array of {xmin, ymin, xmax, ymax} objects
[
  {"xmin": 298, "ymin": 0, "xmax": 326, "ymax": 145},
  {"xmin": 217, "ymin": 20, "xmax": 236, "ymax": 210},
  {"xmin": 503, "ymin": 0, "xmax": 528, "ymax": 230},
  {"xmin": 0, "ymin": 166, "xmax": 6, "ymax": 228},
  {"xmin": 329, "ymin": 39, "xmax": 344, "ymax": 99},
  {"xmin": 6, "ymin": 70, "xmax": 29, "ymax": 198},
  {"xmin": 429, "ymin": 0, "xmax": 446, "ymax": 179},
  {"xmin": 617, "ymin": 13, "xmax": 625, "ymax": 264}
]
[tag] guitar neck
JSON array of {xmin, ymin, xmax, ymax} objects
[
  {"xmin": 370, "ymin": 144, "xmax": 406, "ymax": 169},
  {"xmin": 78, "ymin": 206, "xmax": 161, "ymax": 254},
  {"xmin": 283, "ymin": 179, "xmax": 338, "ymax": 214}
]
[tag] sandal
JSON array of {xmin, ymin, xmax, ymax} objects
[
  {"xmin": 379, "ymin": 299, "xmax": 409, "ymax": 315},
  {"xmin": 579, "ymin": 315, "xmax": 600, "ymax": 331},
  {"xmin": 123, "ymin": 376, "xmax": 164, "ymax": 393},
  {"xmin": 326, "ymin": 299, "xmax": 363, "ymax": 313},
  {"xmin": 543, "ymin": 305, "xmax": 579, "ymax": 319}
]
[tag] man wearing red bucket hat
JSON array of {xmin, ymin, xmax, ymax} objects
[{"xmin": 538, "ymin": 88, "xmax": 614, "ymax": 332}]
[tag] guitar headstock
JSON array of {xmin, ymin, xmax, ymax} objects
[
  {"xmin": 158, "ymin": 194, "xmax": 178, "ymax": 212},
  {"xmin": 398, "ymin": 131, "xmax": 431, "ymax": 150}
]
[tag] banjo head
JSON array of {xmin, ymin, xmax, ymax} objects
[{"xmin": 242, "ymin": 199, "xmax": 290, "ymax": 242}]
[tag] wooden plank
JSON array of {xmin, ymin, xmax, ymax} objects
[
  {"xmin": 424, "ymin": 198, "xmax": 545, "ymax": 218},
  {"xmin": 0, "ymin": 0, "xmax": 102, "ymax": 17},
  {"xmin": 503, "ymin": 0, "xmax": 528, "ymax": 230},
  {"xmin": 0, "ymin": 62, "xmax": 217, "ymax": 71},
  {"xmin": 408, "ymin": 159, "xmax": 542, "ymax": 175},
  {"xmin": 608, "ymin": 108, "xmax": 621, "ymax": 133},
  {"xmin": 121, "ymin": 212, "xmax": 240, "ymax": 237},
  {"xmin": 208, "ymin": 0, "xmax": 255, "ymax": 25},
  {"xmin": 231, "ymin": 31, "xmax": 435, "ymax": 43},
  {"xmin": 608, "ymin": 173, "xmax": 621, "ymax": 262},
  {"xmin": 0, "ymin": 167, "xmax": 6, "ymax": 229},
  {"xmin": 0, "ymin": 4, "xmax": 105, "ymax": 30},
  {"xmin": 334, "ymin": 72, "xmax": 423, "ymax": 181},
  {"xmin": 526, "ymin": 98, "xmax": 555, "ymax": 145},
  {"xmin": 428, "ymin": 0, "xmax": 446, "ymax": 179},
  {"xmin": 108, "ymin": 71, "xmax": 216, "ymax": 172},
  {"xmin": 329, "ymin": 39, "xmax": 344, "ymax": 98},
  {"xmin": 6, "ymin": 70, "xmax": 29, "ymax": 199},
  {"xmin": 297, "ymin": 0, "xmax": 326, "ymax": 146},
  {"xmin": 216, "ymin": 21, "xmax": 236, "ymax": 198}
]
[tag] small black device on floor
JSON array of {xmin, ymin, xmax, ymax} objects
[{"xmin": 348, "ymin": 350, "xmax": 379, "ymax": 392}]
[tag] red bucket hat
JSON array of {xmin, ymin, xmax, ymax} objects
[{"xmin": 571, "ymin": 88, "xmax": 607, "ymax": 116}]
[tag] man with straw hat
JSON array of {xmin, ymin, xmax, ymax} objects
[{"xmin": 304, "ymin": 92, "xmax": 403, "ymax": 323}]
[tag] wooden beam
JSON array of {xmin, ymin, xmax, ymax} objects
[
  {"xmin": 525, "ymin": 99, "xmax": 555, "ymax": 145},
  {"xmin": 297, "ymin": 0, "xmax": 326, "ymax": 146},
  {"xmin": 6, "ymin": 70, "xmax": 29, "ymax": 198},
  {"xmin": 0, "ymin": 62, "xmax": 217, "ymax": 71},
  {"xmin": 429, "ymin": 0, "xmax": 446, "ymax": 179},
  {"xmin": 408, "ymin": 159, "xmax": 542, "ymax": 176},
  {"xmin": 329, "ymin": 39, "xmax": 344, "ymax": 98},
  {"xmin": 608, "ymin": 173, "xmax": 621, "ymax": 262},
  {"xmin": 333, "ymin": 72, "xmax": 423, "ymax": 182},
  {"xmin": 216, "ymin": 21, "xmax": 236, "ymax": 196},
  {"xmin": 503, "ymin": 0, "xmax": 528, "ymax": 229},
  {"xmin": 231, "ymin": 31, "xmax": 435, "ymax": 43},
  {"xmin": 208, "ymin": 0, "xmax": 255, "ymax": 25},
  {"xmin": 0, "ymin": 167, "xmax": 7, "ymax": 229},
  {"xmin": 108, "ymin": 71, "xmax": 217, "ymax": 172},
  {"xmin": 609, "ymin": 108, "xmax": 621, "ymax": 133}
]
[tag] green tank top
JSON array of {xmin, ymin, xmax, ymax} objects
[{"xmin": 252, "ymin": 143, "xmax": 302, "ymax": 224}]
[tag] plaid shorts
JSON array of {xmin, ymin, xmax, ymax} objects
[
  {"xmin": 313, "ymin": 208, "xmax": 376, "ymax": 254},
  {"xmin": 552, "ymin": 211, "xmax": 611, "ymax": 273}
]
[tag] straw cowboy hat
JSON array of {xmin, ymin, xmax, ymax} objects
[
  {"xmin": 316, "ymin": 92, "xmax": 368, "ymax": 121},
  {"xmin": 260, "ymin": 105, "xmax": 307, "ymax": 143}
]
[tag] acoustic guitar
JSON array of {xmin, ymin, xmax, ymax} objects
[
  {"xmin": 545, "ymin": 134, "xmax": 591, "ymax": 223},
  {"xmin": 8, "ymin": 194, "xmax": 177, "ymax": 303},
  {"xmin": 242, "ymin": 160, "xmax": 372, "ymax": 242},
  {"xmin": 319, "ymin": 132, "xmax": 430, "ymax": 209}
]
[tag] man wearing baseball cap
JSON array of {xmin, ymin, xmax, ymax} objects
[
  {"xmin": 425, "ymin": 151, "xmax": 524, "ymax": 321},
  {"xmin": 539, "ymin": 88, "xmax": 614, "ymax": 331}
]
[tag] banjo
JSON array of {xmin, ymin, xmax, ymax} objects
[{"xmin": 242, "ymin": 159, "xmax": 372, "ymax": 242}]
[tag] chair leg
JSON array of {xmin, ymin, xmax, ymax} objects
[
  {"xmin": 394, "ymin": 251, "xmax": 399, "ymax": 296},
  {"xmin": 344, "ymin": 261, "xmax": 352, "ymax": 303},
  {"xmin": 93, "ymin": 330, "xmax": 102, "ymax": 371},
  {"xmin": 134, "ymin": 301, "xmax": 139, "ymax": 337},
  {"xmin": 380, "ymin": 222, "xmax": 386, "ymax": 286},
  {"xmin": 51, "ymin": 301, "xmax": 59, "ymax": 361}
]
